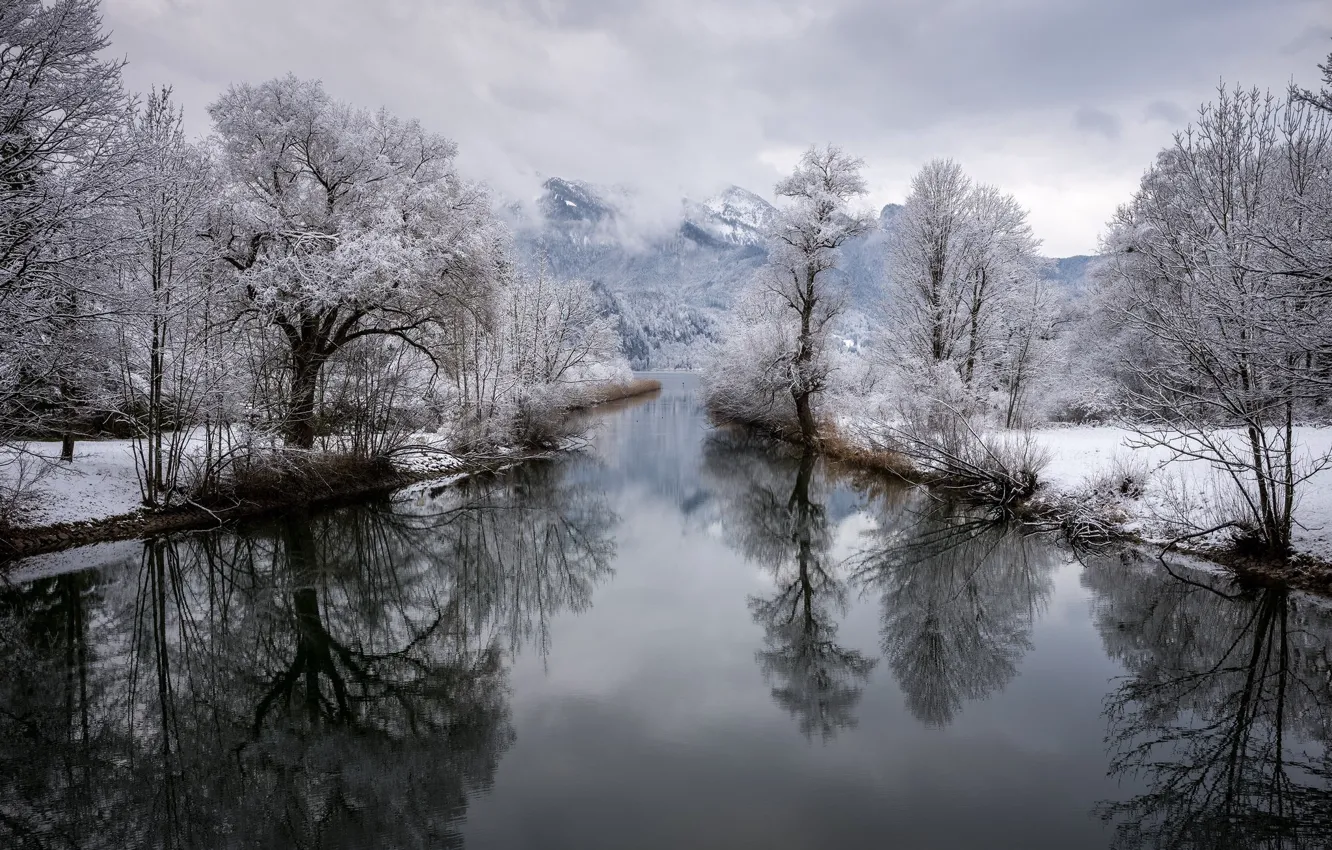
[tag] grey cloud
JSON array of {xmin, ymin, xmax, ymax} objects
[
  {"xmin": 1281, "ymin": 24, "xmax": 1332, "ymax": 56},
  {"xmin": 1074, "ymin": 107, "xmax": 1121, "ymax": 140},
  {"xmin": 1143, "ymin": 100, "xmax": 1189, "ymax": 126},
  {"xmin": 102, "ymin": 0, "xmax": 1332, "ymax": 256}
]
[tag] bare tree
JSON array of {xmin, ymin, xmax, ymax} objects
[
  {"xmin": 440, "ymin": 266, "xmax": 629, "ymax": 447},
  {"xmin": 1282, "ymin": 43, "xmax": 1332, "ymax": 295},
  {"xmin": 113, "ymin": 88, "xmax": 218, "ymax": 507},
  {"xmin": 1097, "ymin": 85, "xmax": 1332, "ymax": 555}
]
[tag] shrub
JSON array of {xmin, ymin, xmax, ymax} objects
[
  {"xmin": 875, "ymin": 402, "xmax": 1049, "ymax": 507},
  {"xmin": 188, "ymin": 442, "xmax": 397, "ymax": 509}
]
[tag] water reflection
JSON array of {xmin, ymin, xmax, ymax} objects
[
  {"xmin": 703, "ymin": 430, "xmax": 876, "ymax": 741},
  {"xmin": 6, "ymin": 375, "xmax": 1332, "ymax": 849},
  {"xmin": 850, "ymin": 499, "xmax": 1058, "ymax": 727},
  {"xmin": 0, "ymin": 458, "xmax": 616, "ymax": 849},
  {"xmin": 1086, "ymin": 553, "xmax": 1332, "ymax": 849},
  {"xmin": 394, "ymin": 462, "xmax": 617, "ymax": 659}
]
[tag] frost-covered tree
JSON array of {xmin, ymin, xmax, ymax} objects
[
  {"xmin": 699, "ymin": 286, "xmax": 800, "ymax": 434},
  {"xmin": 883, "ymin": 159, "xmax": 973, "ymax": 371},
  {"xmin": 439, "ymin": 266, "xmax": 629, "ymax": 447},
  {"xmin": 1283, "ymin": 42, "xmax": 1332, "ymax": 292},
  {"xmin": 112, "ymin": 88, "xmax": 218, "ymax": 506},
  {"xmin": 1293, "ymin": 38, "xmax": 1332, "ymax": 118},
  {"xmin": 0, "ymin": 0, "xmax": 130, "ymax": 465},
  {"xmin": 705, "ymin": 145, "xmax": 873, "ymax": 445},
  {"xmin": 881, "ymin": 160, "xmax": 1049, "ymax": 423},
  {"xmin": 208, "ymin": 75, "xmax": 507, "ymax": 450},
  {"xmin": 1096, "ymin": 85, "xmax": 1332, "ymax": 555}
]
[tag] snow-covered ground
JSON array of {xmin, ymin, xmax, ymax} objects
[
  {"xmin": 1, "ymin": 432, "xmax": 479, "ymax": 529},
  {"xmin": 2, "ymin": 440, "xmax": 149, "ymax": 526},
  {"xmin": 1030, "ymin": 425, "xmax": 1332, "ymax": 560},
  {"xmin": 836, "ymin": 415, "xmax": 1332, "ymax": 561}
]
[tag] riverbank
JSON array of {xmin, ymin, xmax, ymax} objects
[
  {"xmin": 722, "ymin": 411, "xmax": 1332, "ymax": 594},
  {"xmin": 0, "ymin": 448, "xmax": 556, "ymax": 564},
  {"xmin": 567, "ymin": 377, "xmax": 662, "ymax": 410},
  {"xmin": 0, "ymin": 378, "xmax": 663, "ymax": 565}
]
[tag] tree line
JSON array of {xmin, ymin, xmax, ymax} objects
[
  {"xmin": 704, "ymin": 47, "xmax": 1332, "ymax": 558},
  {"xmin": 0, "ymin": 0, "xmax": 629, "ymax": 520}
]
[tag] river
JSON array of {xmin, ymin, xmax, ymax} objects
[{"xmin": 1, "ymin": 373, "xmax": 1330, "ymax": 849}]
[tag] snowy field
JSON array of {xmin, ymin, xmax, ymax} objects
[{"xmin": 1029, "ymin": 425, "xmax": 1332, "ymax": 560}]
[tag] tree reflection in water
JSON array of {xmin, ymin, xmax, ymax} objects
[
  {"xmin": 0, "ymin": 457, "xmax": 616, "ymax": 849},
  {"xmin": 704, "ymin": 431, "xmax": 875, "ymax": 741},
  {"xmin": 1086, "ymin": 552, "xmax": 1332, "ymax": 849},
  {"xmin": 848, "ymin": 494, "xmax": 1058, "ymax": 728}
]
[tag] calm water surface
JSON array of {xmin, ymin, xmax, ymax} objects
[{"xmin": 3, "ymin": 373, "xmax": 1331, "ymax": 848}]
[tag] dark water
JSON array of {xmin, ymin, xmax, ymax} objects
[{"xmin": 3, "ymin": 373, "xmax": 1331, "ymax": 849}]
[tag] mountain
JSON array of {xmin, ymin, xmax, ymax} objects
[
  {"xmin": 515, "ymin": 178, "xmax": 1092, "ymax": 368},
  {"xmin": 538, "ymin": 177, "xmax": 616, "ymax": 226},
  {"xmin": 879, "ymin": 203, "xmax": 903, "ymax": 227},
  {"xmin": 1042, "ymin": 255, "xmax": 1094, "ymax": 291},
  {"xmin": 684, "ymin": 186, "xmax": 776, "ymax": 247},
  {"xmin": 514, "ymin": 180, "xmax": 778, "ymax": 368}
]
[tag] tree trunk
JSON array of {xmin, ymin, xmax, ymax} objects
[
  {"xmin": 59, "ymin": 375, "xmax": 76, "ymax": 462},
  {"xmin": 793, "ymin": 266, "xmax": 820, "ymax": 446},
  {"xmin": 148, "ymin": 309, "xmax": 164, "ymax": 506},
  {"xmin": 964, "ymin": 268, "xmax": 987, "ymax": 386},
  {"xmin": 793, "ymin": 391, "xmax": 817, "ymax": 447},
  {"xmin": 286, "ymin": 354, "xmax": 321, "ymax": 451}
]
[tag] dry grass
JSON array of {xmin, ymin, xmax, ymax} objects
[
  {"xmin": 820, "ymin": 428, "xmax": 919, "ymax": 482},
  {"xmin": 192, "ymin": 450, "xmax": 402, "ymax": 510},
  {"xmin": 569, "ymin": 378, "xmax": 663, "ymax": 410}
]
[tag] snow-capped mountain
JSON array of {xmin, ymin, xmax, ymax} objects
[
  {"xmin": 513, "ymin": 179, "xmax": 780, "ymax": 368},
  {"xmin": 514, "ymin": 178, "xmax": 1090, "ymax": 368},
  {"xmin": 534, "ymin": 177, "xmax": 777, "ymax": 249},
  {"xmin": 538, "ymin": 177, "xmax": 616, "ymax": 225},
  {"xmin": 684, "ymin": 186, "xmax": 777, "ymax": 248}
]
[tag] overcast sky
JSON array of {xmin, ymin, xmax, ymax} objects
[{"xmin": 104, "ymin": 0, "xmax": 1330, "ymax": 256}]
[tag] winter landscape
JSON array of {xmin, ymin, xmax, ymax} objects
[{"xmin": 4, "ymin": 0, "xmax": 1332, "ymax": 848}]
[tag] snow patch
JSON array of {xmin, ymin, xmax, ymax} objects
[{"xmin": 1031, "ymin": 425, "xmax": 1332, "ymax": 559}]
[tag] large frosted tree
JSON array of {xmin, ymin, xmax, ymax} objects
[
  {"xmin": 208, "ymin": 75, "xmax": 507, "ymax": 450},
  {"xmin": 882, "ymin": 159, "xmax": 1048, "ymax": 423},
  {"xmin": 706, "ymin": 145, "xmax": 872, "ymax": 445},
  {"xmin": 884, "ymin": 159, "xmax": 973, "ymax": 370}
]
